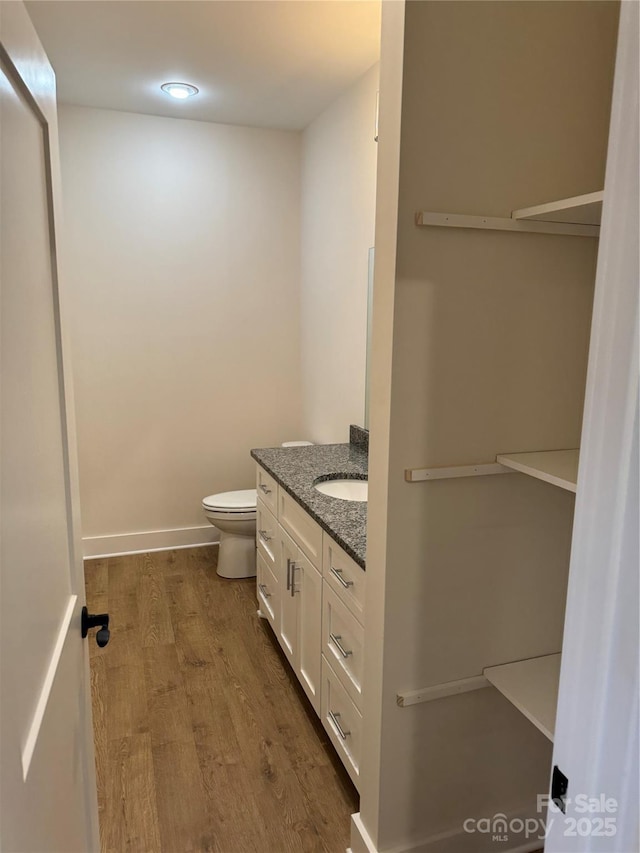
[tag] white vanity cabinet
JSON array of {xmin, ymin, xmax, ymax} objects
[{"xmin": 255, "ymin": 462, "xmax": 365, "ymax": 790}]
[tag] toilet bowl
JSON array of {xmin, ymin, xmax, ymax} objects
[
  {"xmin": 203, "ymin": 443, "xmax": 312, "ymax": 580},
  {"xmin": 202, "ymin": 489, "xmax": 257, "ymax": 579}
]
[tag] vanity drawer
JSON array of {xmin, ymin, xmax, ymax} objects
[
  {"xmin": 321, "ymin": 656, "xmax": 362, "ymax": 790},
  {"xmin": 256, "ymin": 551, "xmax": 279, "ymax": 632},
  {"xmin": 256, "ymin": 465, "xmax": 278, "ymax": 516},
  {"xmin": 322, "ymin": 533, "xmax": 366, "ymax": 624},
  {"xmin": 278, "ymin": 489, "xmax": 322, "ymax": 566},
  {"xmin": 322, "ymin": 583, "xmax": 364, "ymax": 710},
  {"xmin": 256, "ymin": 498, "xmax": 278, "ymax": 569}
]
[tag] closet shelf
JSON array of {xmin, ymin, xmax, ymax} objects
[
  {"xmin": 496, "ymin": 449, "xmax": 579, "ymax": 493},
  {"xmin": 512, "ymin": 191, "xmax": 603, "ymax": 226},
  {"xmin": 484, "ymin": 653, "xmax": 561, "ymax": 742},
  {"xmin": 415, "ymin": 191, "xmax": 602, "ymax": 237}
]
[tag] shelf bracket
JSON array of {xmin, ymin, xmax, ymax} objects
[{"xmin": 415, "ymin": 211, "xmax": 600, "ymax": 238}]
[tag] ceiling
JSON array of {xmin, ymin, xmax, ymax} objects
[{"xmin": 26, "ymin": 0, "xmax": 381, "ymax": 130}]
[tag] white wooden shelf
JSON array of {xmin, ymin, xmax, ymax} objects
[
  {"xmin": 484, "ymin": 653, "xmax": 561, "ymax": 741},
  {"xmin": 416, "ymin": 190, "xmax": 602, "ymax": 238},
  {"xmin": 496, "ymin": 449, "xmax": 579, "ymax": 493},
  {"xmin": 512, "ymin": 191, "xmax": 603, "ymax": 226}
]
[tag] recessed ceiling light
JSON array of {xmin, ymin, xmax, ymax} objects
[{"xmin": 161, "ymin": 82, "xmax": 199, "ymax": 100}]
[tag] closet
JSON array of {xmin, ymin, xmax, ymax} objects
[{"xmin": 357, "ymin": 2, "xmax": 625, "ymax": 852}]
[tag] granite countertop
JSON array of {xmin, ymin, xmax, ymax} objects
[{"xmin": 250, "ymin": 443, "xmax": 367, "ymax": 568}]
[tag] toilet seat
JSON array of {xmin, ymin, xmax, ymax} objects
[{"xmin": 202, "ymin": 488, "xmax": 257, "ymax": 513}]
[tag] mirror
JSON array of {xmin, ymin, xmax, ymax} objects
[{"xmin": 364, "ymin": 246, "xmax": 375, "ymax": 429}]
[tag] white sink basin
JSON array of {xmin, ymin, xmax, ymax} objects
[{"xmin": 314, "ymin": 478, "xmax": 368, "ymax": 502}]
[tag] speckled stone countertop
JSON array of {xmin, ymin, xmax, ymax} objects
[{"xmin": 250, "ymin": 443, "xmax": 367, "ymax": 568}]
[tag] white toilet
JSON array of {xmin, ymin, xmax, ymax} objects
[
  {"xmin": 202, "ymin": 489, "xmax": 257, "ymax": 579},
  {"xmin": 203, "ymin": 441, "xmax": 312, "ymax": 579}
]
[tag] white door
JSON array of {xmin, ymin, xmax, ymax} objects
[
  {"xmin": 545, "ymin": 3, "xmax": 639, "ymax": 850},
  {"xmin": 0, "ymin": 3, "xmax": 100, "ymax": 851}
]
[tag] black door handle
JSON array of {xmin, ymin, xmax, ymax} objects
[{"xmin": 81, "ymin": 606, "xmax": 110, "ymax": 647}]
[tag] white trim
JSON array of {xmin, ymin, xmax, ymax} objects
[
  {"xmin": 350, "ymin": 814, "xmax": 378, "ymax": 853},
  {"xmin": 84, "ymin": 542, "xmax": 219, "ymax": 561},
  {"xmin": 396, "ymin": 675, "xmax": 490, "ymax": 707},
  {"xmin": 350, "ymin": 809, "xmax": 545, "ymax": 853},
  {"xmin": 22, "ymin": 595, "xmax": 77, "ymax": 780},
  {"xmin": 82, "ymin": 525, "xmax": 220, "ymax": 559},
  {"xmin": 415, "ymin": 210, "xmax": 599, "ymax": 238}
]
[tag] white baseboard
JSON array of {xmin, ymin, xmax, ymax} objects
[
  {"xmin": 82, "ymin": 525, "xmax": 220, "ymax": 559},
  {"xmin": 350, "ymin": 811, "xmax": 545, "ymax": 853},
  {"xmin": 351, "ymin": 814, "xmax": 378, "ymax": 853}
]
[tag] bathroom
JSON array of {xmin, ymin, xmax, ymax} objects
[
  {"xmin": 1, "ymin": 1, "xmax": 637, "ymax": 852},
  {"xmin": 16, "ymin": 0, "xmax": 379, "ymax": 849}
]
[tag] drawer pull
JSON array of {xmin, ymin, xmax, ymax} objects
[
  {"xmin": 330, "ymin": 566, "xmax": 354, "ymax": 589},
  {"xmin": 258, "ymin": 583, "xmax": 271, "ymax": 598},
  {"xmin": 290, "ymin": 562, "xmax": 298, "ymax": 597},
  {"xmin": 329, "ymin": 633, "xmax": 353, "ymax": 658},
  {"xmin": 259, "ymin": 483, "xmax": 272, "ymax": 495},
  {"xmin": 329, "ymin": 710, "xmax": 350, "ymax": 740},
  {"xmin": 286, "ymin": 558, "xmax": 292, "ymax": 590},
  {"xmin": 258, "ymin": 529, "xmax": 272, "ymax": 542}
]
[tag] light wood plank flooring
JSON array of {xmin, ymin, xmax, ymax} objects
[{"xmin": 85, "ymin": 546, "xmax": 358, "ymax": 853}]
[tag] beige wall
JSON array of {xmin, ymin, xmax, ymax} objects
[
  {"xmin": 361, "ymin": 2, "xmax": 619, "ymax": 850},
  {"xmin": 300, "ymin": 64, "xmax": 379, "ymax": 444},
  {"xmin": 59, "ymin": 106, "xmax": 303, "ymax": 549}
]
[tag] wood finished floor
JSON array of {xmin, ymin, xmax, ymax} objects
[{"xmin": 85, "ymin": 546, "xmax": 358, "ymax": 853}]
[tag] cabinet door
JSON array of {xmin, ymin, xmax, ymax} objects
[
  {"xmin": 256, "ymin": 498, "xmax": 278, "ymax": 570},
  {"xmin": 255, "ymin": 464, "xmax": 278, "ymax": 516},
  {"xmin": 278, "ymin": 528, "xmax": 298, "ymax": 669},
  {"xmin": 293, "ymin": 551, "xmax": 322, "ymax": 714},
  {"xmin": 321, "ymin": 657, "xmax": 362, "ymax": 791},
  {"xmin": 322, "ymin": 582, "xmax": 364, "ymax": 711},
  {"xmin": 278, "ymin": 488, "xmax": 323, "ymax": 565},
  {"xmin": 256, "ymin": 551, "xmax": 279, "ymax": 632},
  {"xmin": 323, "ymin": 533, "xmax": 366, "ymax": 624}
]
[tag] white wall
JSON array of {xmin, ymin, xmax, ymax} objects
[
  {"xmin": 300, "ymin": 64, "xmax": 379, "ymax": 444},
  {"xmin": 58, "ymin": 106, "xmax": 303, "ymax": 552}
]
